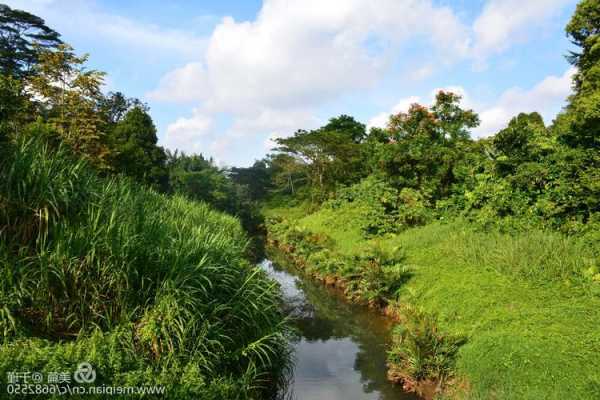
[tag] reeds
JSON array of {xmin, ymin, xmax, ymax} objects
[{"xmin": 0, "ymin": 134, "xmax": 290, "ymax": 397}]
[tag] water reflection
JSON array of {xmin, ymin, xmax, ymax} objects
[{"xmin": 261, "ymin": 260, "xmax": 419, "ymax": 400}]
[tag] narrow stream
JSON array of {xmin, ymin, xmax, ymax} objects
[{"xmin": 260, "ymin": 260, "xmax": 419, "ymax": 400}]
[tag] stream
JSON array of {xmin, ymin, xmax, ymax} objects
[{"xmin": 260, "ymin": 259, "xmax": 419, "ymax": 400}]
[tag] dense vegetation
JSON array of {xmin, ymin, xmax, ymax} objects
[
  {"xmin": 2, "ymin": 1, "xmax": 599, "ymax": 399},
  {"xmin": 0, "ymin": 4, "xmax": 288, "ymax": 399},
  {"xmin": 248, "ymin": 1, "xmax": 600, "ymax": 398}
]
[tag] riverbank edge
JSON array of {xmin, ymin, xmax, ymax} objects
[
  {"xmin": 264, "ymin": 210, "xmax": 600, "ymax": 400},
  {"xmin": 265, "ymin": 235, "xmax": 445, "ymax": 399}
]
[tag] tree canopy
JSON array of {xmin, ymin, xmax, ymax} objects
[{"xmin": 0, "ymin": 4, "xmax": 62, "ymax": 78}]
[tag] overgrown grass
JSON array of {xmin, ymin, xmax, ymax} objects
[
  {"xmin": 0, "ymin": 136, "xmax": 291, "ymax": 399},
  {"xmin": 267, "ymin": 201, "xmax": 600, "ymax": 399}
]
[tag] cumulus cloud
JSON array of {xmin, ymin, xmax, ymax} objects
[
  {"xmin": 3, "ymin": 0, "xmax": 207, "ymax": 57},
  {"xmin": 473, "ymin": 67, "xmax": 575, "ymax": 136},
  {"xmin": 147, "ymin": 63, "xmax": 209, "ymax": 102},
  {"xmin": 154, "ymin": 0, "xmax": 469, "ymax": 111},
  {"xmin": 162, "ymin": 109, "xmax": 213, "ymax": 154},
  {"xmin": 471, "ymin": 0, "xmax": 575, "ymax": 64},
  {"xmin": 152, "ymin": 0, "xmax": 474, "ymax": 158}
]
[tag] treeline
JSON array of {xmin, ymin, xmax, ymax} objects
[
  {"xmin": 0, "ymin": 3, "xmax": 260, "ymax": 234},
  {"xmin": 236, "ymin": 0, "xmax": 599, "ymax": 240}
]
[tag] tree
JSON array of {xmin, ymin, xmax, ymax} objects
[
  {"xmin": 566, "ymin": 0, "xmax": 600, "ymax": 92},
  {"xmin": 372, "ymin": 91, "xmax": 479, "ymax": 201},
  {"xmin": 321, "ymin": 114, "xmax": 366, "ymax": 143},
  {"xmin": 0, "ymin": 4, "xmax": 62, "ymax": 78},
  {"xmin": 275, "ymin": 115, "xmax": 367, "ymax": 199},
  {"xmin": 560, "ymin": 0, "xmax": 600, "ymax": 148},
  {"xmin": 110, "ymin": 107, "xmax": 168, "ymax": 190},
  {"xmin": 268, "ymin": 153, "xmax": 307, "ymax": 195},
  {"xmin": 99, "ymin": 91, "xmax": 148, "ymax": 126},
  {"xmin": 0, "ymin": 74, "xmax": 30, "ymax": 139},
  {"xmin": 230, "ymin": 160, "xmax": 274, "ymax": 201},
  {"xmin": 27, "ymin": 44, "xmax": 110, "ymax": 168},
  {"xmin": 492, "ymin": 112, "xmax": 552, "ymax": 175}
]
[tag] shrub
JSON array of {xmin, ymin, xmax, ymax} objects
[
  {"xmin": 345, "ymin": 242, "xmax": 410, "ymax": 305},
  {"xmin": 388, "ymin": 305, "xmax": 465, "ymax": 386},
  {"xmin": 327, "ymin": 176, "xmax": 431, "ymax": 237}
]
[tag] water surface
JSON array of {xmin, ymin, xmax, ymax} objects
[{"xmin": 261, "ymin": 260, "xmax": 419, "ymax": 400}]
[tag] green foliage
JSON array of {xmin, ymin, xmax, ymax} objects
[
  {"xmin": 327, "ymin": 176, "xmax": 431, "ymax": 237},
  {"xmin": 27, "ymin": 44, "xmax": 110, "ymax": 168},
  {"xmin": 0, "ymin": 4, "xmax": 62, "ymax": 78},
  {"xmin": 328, "ymin": 175, "xmax": 401, "ymax": 236},
  {"xmin": 388, "ymin": 305, "xmax": 464, "ymax": 383},
  {"xmin": 368, "ymin": 92, "xmax": 479, "ymax": 201},
  {"xmin": 230, "ymin": 160, "xmax": 274, "ymax": 201},
  {"xmin": 345, "ymin": 242, "xmax": 410, "ymax": 306},
  {"xmin": 0, "ymin": 134, "xmax": 291, "ymax": 397},
  {"xmin": 275, "ymin": 115, "xmax": 367, "ymax": 200},
  {"xmin": 0, "ymin": 74, "xmax": 29, "ymax": 139},
  {"xmin": 109, "ymin": 106, "xmax": 168, "ymax": 191},
  {"xmin": 166, "ymin": 151, "xmax": 265, "ymax": 241},
  {"xmin": 562, "ymin": 0, "xmax": 600, "ymax": 149}
]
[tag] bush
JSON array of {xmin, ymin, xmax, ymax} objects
[
  {"xmin": 327, "ymin": 176, "xmax": 431, "ymax": 237},
  {"xmin": 345, "ymin": 242, "xmax": 410, "ymax": 305},
  {"xmin": 388, "ymin": 305, "xmax": 465, "ymax": 386}
]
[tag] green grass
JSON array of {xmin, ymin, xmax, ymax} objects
[
  {"xmin": 0, "ymin": 135, "xmax": 291, "ymax": 399},
  {"xmin": 268, "ymin": 202, "xmax": 600, "ymax": 399}
]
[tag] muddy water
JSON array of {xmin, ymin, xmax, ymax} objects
[{"xmin": 260, "ymin": 260, "xmax": 419, "ymax": 400}]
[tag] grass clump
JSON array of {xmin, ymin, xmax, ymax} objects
[
  {"xmin": 388, "ymin": 305, "xmax": 465, "ymax": 396},
  {"xmin": 0, "ymin": 135, "xmax": 291, "ymax": 398}
]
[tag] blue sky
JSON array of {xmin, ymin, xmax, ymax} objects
[{"xmin": 7, "ymin": 0, "xmax": 578, "ymax": 166}]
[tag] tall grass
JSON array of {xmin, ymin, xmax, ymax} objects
[
  {"xmin": 440, "ymin": 224, "xmax": 597, "ymax": 285},
  {"xmin": 0, "ymin": 135, "xmax": 291, "ymax": 398}
]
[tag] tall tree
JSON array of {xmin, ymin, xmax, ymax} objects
[
  {"xmin": 275, "ymin": 115, "xmax": 366, "ymax": 199},
  {"xmin": 0, "ymin": 4, "xmax": 62, "ymax": 78},
  {"xmin": 230, "ymin": 160, "xmax": 274, "ymax": 201},
  {"xmin": 99, "ymin": 91, "xmax": 148, "ymax": 126},
  {"xmin": 492, "ymin": 112, "xmax": 553, "ymax": 176},
  {"xmin": 110, "ymin": 107, "xmax": 168, "ymax": 190},
  {"xmin": 560, "ymin": 0, "xmax": 600, "ymax": 148},
  {"xmin": 372, "ymin": 91, "xmax": 479, "ymax": 201},
  {"xmin": 27, "ymin": 44, "xmax": 110, "ymax": 167},
  {"xmin": 0, "ymin": 74, "xmax": 29, "ymax": 139}
]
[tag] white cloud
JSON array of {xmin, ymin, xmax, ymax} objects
[
  {"xmin": 4, "ymin": 0, "xmax": 206, "ymax": 57},
  {"xmin": 473, "ymin": 67, "xmax": 575, "ymax": 136},
  {"xmin": 163, "ymin": 109, "xmax": 213, "ymax": 154},
  {"xmin": 153, "ymin": 0, "xmax": 472, "ymax": 160},
  {"xmin": 152, "ymin": 0, "xmax": 470, "ymax": 109},
  {"xmin": 147, "ymin": 63, "xmax": 208, "ymax": 102},
  {"xmin": 471, "ymin": 0, "xmax": 575, "ymax": 65}
]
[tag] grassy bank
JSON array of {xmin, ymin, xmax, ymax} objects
[
  {"xmin": 265, "ymin": 202, "xmax": 600, "ymax": 399},
  {"xmin": 0, "ymin": 136, "xmax": 290, "ymax": 399}
]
